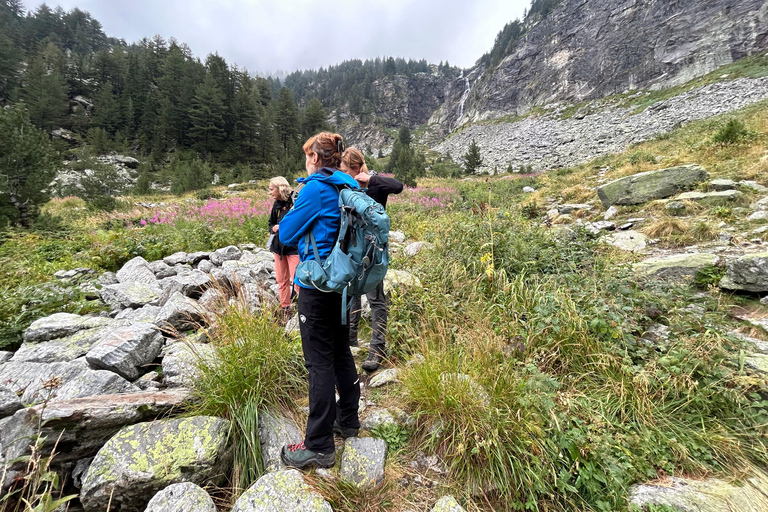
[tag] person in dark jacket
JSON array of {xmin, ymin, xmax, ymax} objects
[
  {"xmin": 341, "ymin": 148, "xmax": 403, "ymax": 371},
  {"xmin": 267, "ymin": 176, "xmax": 299, "ymax": 319},
  {"xmin": 278, "ymin": 132, "xmax": 361, "ymax": 469}
]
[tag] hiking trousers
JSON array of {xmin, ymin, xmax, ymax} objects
[
  {"xmin": 298, "ymin": 287, "xmax": 360, "ymax": 453},
  {"xmin": 273, "ymin": 253, "xmax": 299, "ymax": 308},
  {"xmin": 348, "ymin": 281, "xmax": 387, "ymax": 350}
]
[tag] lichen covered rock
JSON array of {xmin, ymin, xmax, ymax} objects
[
  {"xmin": 144, "ymin": 482, "xmax": 216, "ymax": 512},
  {"xmin": 596, "ymin": 165, "xmax": 708, "ymax": 206},
  {"xmin": 340, "ymin": 437, "xmax": 387, "ymax": 486},
  {"xmin": 81, "ymin": 416, "xmax": 231, "ymax": 512},
  {"xmin": 634, "ymin": 253, "xmax": 720, "ymax": 280},
  {"xmin": 230, "ymin": 469, "xmax": 332, "ymax": 512},
  {"xmin": 719, "ymin": 252, "xmax": 768, "ymax": 293}
]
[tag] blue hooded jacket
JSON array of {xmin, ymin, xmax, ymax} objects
[{"xmin": 278, "ymin": 168, "xmax": 359, "ymax": 288}]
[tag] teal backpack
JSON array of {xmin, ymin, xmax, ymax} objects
[{"xmin": 295, "ymin": 185, "xmax": 390, "ymax": 323}]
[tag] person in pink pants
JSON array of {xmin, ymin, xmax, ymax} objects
[{"xmin": 268, "ymin": 176, "xmax": 299, "ymax": 320}]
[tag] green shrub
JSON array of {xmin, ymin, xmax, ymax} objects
[
  {"xmin": 370, "ymin": 422, "xmax": 410, "ymax": 453},
  {"xmin": 712, "ymin": 119, "xmax": 751, "ymax": 145},
  {"xmin": 694, "ymin": 265, "xmax": 726, "ymax": 288}
]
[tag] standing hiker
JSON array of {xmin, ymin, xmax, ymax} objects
[
  {"xmin": 267, "ymin": 176, "xmax": 299, "ymax": 322},
  {"xmin": 341, "ymin": 147, "xmax": 403, "ymax": 371},
  {"xmin": 277, "ymin": 132, "xmax": 361, "ymax": 469}
]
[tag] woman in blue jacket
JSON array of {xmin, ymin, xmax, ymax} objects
[{"xmin": 278, "ymin": 132, "xmax": 361, "ymax": 469}]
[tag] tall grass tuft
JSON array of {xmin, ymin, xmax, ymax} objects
[{"xmin": 188, "ymin": 290, "xmax": 305, "ymax": 491}]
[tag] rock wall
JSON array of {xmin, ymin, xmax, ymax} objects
[{"xmin": 444, "ymin": 0, "xmax": 768, "ymax": 132}]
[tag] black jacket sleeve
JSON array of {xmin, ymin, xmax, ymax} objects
[
  {"xmin": 268, "ymin": 202, "xmax": 279, "ymax": 232},
  {"xmin": 369, "ymin": 175, "xmax": 404, "ymax": 195}
]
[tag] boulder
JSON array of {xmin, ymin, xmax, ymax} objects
[
  {"xmin": 634, "ymin": 253, "xmax": 720, "ymax": 280},
  {"xmin": 603, "ymin": 206, "xmax": 618, "ymax": 220},
  {"xmin": 431, "ymin": 496, "xmax": 466, "ymax": 512},
  {"xmin": 99, "ymin": 272, "xmax": 119, "ymax": 286},
  {"xmin": 596, "ymin": 164, "xmax": 709, "ymax": 206},
  {"xmin": 384, "ymin": 269, "xmax": 422, "ymax": 296},
  {"xmin": 709, "ymin": 179, "xmax": 737, "ymax": 191},
  {"xmin": 197, "ymin": 260, "xmax": 214, "ymax": 273},
  {"xmin": 403, "ymin": 241, "xmax": 431, "ymax": 257},
  {"xmin": 163, "ymin": 252, "xmax": 189, "ymax": 266},
  {"xmin": 210, "ymin": 246, "xmax": 242, "ymax": 266},
  {"xmin": 115, "ymin": 304, "xmax": 160, "ymax": 324},
  {"xmin": 629, "ymin": 471, "xmax": 768, "ymax": 512},
  {"xmin": 80, "ymin": 416, "xmax": 232, "ymax": 512},
  {"xmin": 162, "ymin": 342, "xmax": 216, "ymax": 388},
  {"xmin": 163, "ymin": 270, "xmax": 212, "ymax": 298},
  {"xmin": 340, "ymin": 437, "xmax": 387, "ymax": 487},
  {"xmin": 676, "ymin": 190, "xmax": 744, "ymax": 204},
  {"xmin": 116, "ymin": 256, "xmax": 158, "ymax": 285},
  {"xmin": 155, "ymin": 292, "xmax": 204, "ymax": 331},
  {"xmin": 719, "ymin": 252, "xmax": 768, "ymax": 293},
  {"xmin": 0, "ymin": 390, "xmax": 191, "ymax": 470},
  {"xmin": 101, "ymin": 281, "xmax": 162, "ymax": 309},
  {"xmin": 557, "ymin": 203, "xmax": 592, "ymax": 214},
  {"xmin": 748, "ymin": 211, "xmax": 768, "ymax": 221},
  {"xmin": 666, "ymin": 201, "xmax": 686, "ymax": 214},
  {"xmin": 390, "ymin": 230, "xmax": 406, "ymax": 243},
  {"xmin": 0, "ymin": 360, "xmax": 137, "ymax": 405},
  {"xmin": 145, "ymin": 482, "xmax": 216, "ymax": 512},
  {"xmin": 0, "ymin": 385, "xmax": 22, "ymax": 418},
  {"xmin": 605, "ymin": 230, "xmax": 648, "ymax": 252},
  {"xmin": 23, "ymin": 313, "xmax": 115, "ymax": 343},
  {"xmin": 148, "ymin": 260, "xmax": 177, "ymax": 279},
  {"xmin": 258, "ymin": 409, "xmax": 303, "ymax": 472},
  {"xmin": 361, "ymin": 409, "xmax": 398, "ymax": 431},
  {"xmin": 186, "ymin": 252, "xmax": 212, "ymax": 265},
  {"xmin": 14, "ymin": 321, "xmax": 121, "ymax": 363},
  {"xmin": 86, "ymin": 322, "xmax": 164, "ymax": 380},
  {"xmin": 739, "ymin": 181, "xmax": 768, "ymax": 193},
  {"xmin": 369, "ymin": 368, "xmax": 399, "ymax": 388},
  {"xmin": 230, "ymin": 469, "xmax": 332, "ymax": 512}
]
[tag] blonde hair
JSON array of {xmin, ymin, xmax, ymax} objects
[
  {"xmin": 269, "ymin": 176, "xmax": 292, "ymax": 201},
  {"xmin": 302, "ymin": 131, "xmax": 344, "ymax": 169},
  {"xmin": 341, "ymin": 148, "xmax": 369, "ymax": 174}
]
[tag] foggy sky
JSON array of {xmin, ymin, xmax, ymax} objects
[{"xmin": 39, "ymin": 0, "xmax": 529, "ymax": 74}]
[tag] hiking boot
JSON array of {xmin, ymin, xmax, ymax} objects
[
  {"xmin": 280, "ymin": 441, "xmax": 335, "ymax": 469},
  {"xmin": 362, "ymin": 346, "xmax": 384, "ymax": 372},
  {"xmin": 333, "ymin": 420, "xmax": 359, "ymax": 439}
]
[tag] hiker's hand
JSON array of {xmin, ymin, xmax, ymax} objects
[
  {"xmin": 272, "ymin": 225, "xmax": 279, "ymax": 233},
  {"xmin": 355, "ymin": 172, "xmax": 371, "ymax": 186}
]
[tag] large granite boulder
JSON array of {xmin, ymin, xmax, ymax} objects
[
  {"xmin": 629, "ymin": 471, "xmax": 768, "ymax": 512},
  {"xmin": 230, "ymin": 469, "xmax": 332, "ymax": 512},
  {"xmin": 605, "ymin": 230, "xmax": 647, "ymax": 252},
  {"xmin": 258, "ymin": 409, "xmax": 303, "ymax": 472},
  {"xmin": 0, "ymin": 390, "xmax": 191, "ymax": 470},
  {"xmin": 634, "ymin": 253, "xmax": 720, "ymax": 280},
  {"xmin": 719, "ymin": 252, "xmax": 768, "ymax": 293},
  {"xmin": 155, "ymin": 292, "xmax": 204, "ymax": 331},
  {"xmin": 384, "ymin": 269, "xmax": 422, "ymax": 296},
  {"xmin": 86, "ymin": 322, "xmax": 164, "ymax": 380},
  {"xmin": 23, "ymin": 313, "xmax": 115, "ymax": 343},
  {"xmin": 340, "ymin": 437, "xmax": 388, "ymax": 487},
  {"xmin": 160, "ymin": 270, "xmax": 211, "ymax": 298},
  {"xmin": 0, "ymin": 360, "xmax": 138, "ymax": 405},
  {"xmin": 596, "ymin": 164, "xmax": 709, "ymax": 206},
  {"xmin": 163, "ymin": 252, "xmax": 189, "ymax": 266},
  {"xmin": 148, "ymin": 260, "xmax": 177, "ymax": 279},
  {"xmin": 210, "ymin": 246, "xmax": 242, "ymax": 266},
  {"xmin": 0, "ymin": 385, "xmax": 22, "ymax": 418},
  {"xmin": 116, "ymin": 256, "xmax": 158, "ymax": 285},
  {"xmin": 80, "ymin": 416, "xmax": 232, "ymax": 512},
  {"xmin": 101, "ymin": 281, "xmax": 162, "ymax": 309},
  {"xmin": 162, "ymin": 342, "xmax": 215, "ymax": 388},
  {"xmin": 14, "ymin": 320, "xmax": 122, "ymax": 363},
  {"xmin": 144, "ymin": 482, "xmax": 216, "ymax": 512}
]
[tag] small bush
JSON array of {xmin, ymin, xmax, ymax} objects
[
  {"xmin": 694, "ymin": 265, "xmax": 726, "ymax": 288},
  {"xmin": 712, "ymin": 119, "xmax": 751, "ymax": 145},
  {"xmin": 628, "ymin": 151, "xmax": 656, "ymax": 165}
]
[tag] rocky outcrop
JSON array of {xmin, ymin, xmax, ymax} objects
[
  {"xmin": 445, "ymin": 0, "xmax": 768, "ymax": 131},
  {"xmin": 80, "ymin": 416, "xmax": 231, "ymax": 512},
  {"xmin": 597, "ymin": 165, "xmax": 709, "ymax": 206},
  {"xmin": 634, "ymin": 253, "xmax": 720, "ymax": 280}
]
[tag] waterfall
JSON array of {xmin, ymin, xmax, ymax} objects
[{"xmin": 455, "ymin": 73, "xmax": 471, "ymax": 129}]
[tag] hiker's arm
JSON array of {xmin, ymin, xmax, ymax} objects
[
  {"xmin": 279, "ymin": 182, "xmax": 321, "ymax": 246},
  {"xmin": 370, "ymin": 175, "xmax": 404, "ymax": 195}
]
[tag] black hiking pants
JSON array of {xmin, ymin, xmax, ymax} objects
[{"xmin": 298, "ymin": 287, "xmax": 361, "ymax": 453}]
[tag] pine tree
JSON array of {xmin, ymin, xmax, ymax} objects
[
  {"xmin": 188, "ymin": 73, "xmax": 226, "ymax": 156},
  {"xmin": 274, "ymin": 87, "xmax": 300, "ymax": 151},
  {"xmin": 228, "ymin": 71, "xmax": 263, "ymax": 161},
  {"xmin": 0, "ymin": 104, "xmax": 58, "ymax": 228},
  {"xmin": 22, "ymin": 49, "xmax": 69, "ymax": 131},
  {"xmin": 462, "ymin": 138, "xmax": 483, "ymax": 174},
  {"xmin": 302, "ymin": 98, "xmax": 330, "ymax": 138},
  {"xmin": 398, "ymin": 125, "xmax": 412, "ymax": 147}
]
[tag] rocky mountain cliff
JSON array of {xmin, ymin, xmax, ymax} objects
[
  {"xmin": 432, "ymin": 0, "xmax": 768, "ymax": 134},
  {"xmin": 335, "ymin": 0, "xmax": 768, "ymax": 153}
]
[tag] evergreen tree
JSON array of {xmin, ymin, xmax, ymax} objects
[
  {"xmin": 22, "ymin": 47, "xmax": 69, "ymax": 131},
  {"xmin": 188, "ymin": 73, "xmax": 226, "ymax": 156},
  {"xmin": 462, "ymin": 138, "xmax": 483, "ymax": 174},
  {"xmin": 398, "ymin": 125, "xmax": 412, "ymax": 147},
  {"xmin": 273, "ymin": 87, "xmax": 300, "ymax": 151},
  {"xmin": 302, "ymin": 97, "xmax": 330, "ymax": 138},
  {"xmin": 228, "ymin": 71, "xmax": 263, "ymax": 161},
  {"xmin": 0, "ymin": 103, "xmax": 58, "ymax": 228}
]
